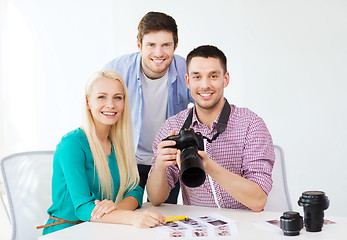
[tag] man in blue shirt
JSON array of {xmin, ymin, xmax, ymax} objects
[{"xmin": 105, "ymin": 12, "xmax": 193, "ymax": 203}]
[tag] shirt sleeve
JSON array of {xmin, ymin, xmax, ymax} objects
[
  {"xmin": 56, "ymin": 134, "xmax": 96, "ymax": 221},
  {"xmin": 151, "ymin": 119, "xmax": 180, "ymax": 190},
  {"xmin": 124, "ymin": 184, "xmax": 144, "ymax": 208},
  {"xmin": 241, "ymin": 115, "xmax": 275, "ymax": 195}
]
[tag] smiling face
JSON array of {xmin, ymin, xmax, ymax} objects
[
  {"xmin": 138, "ymin": 30, "xmax": 177, "ymax": 79},
  {"xmin": 87, "ymin": 77, "xmax": 125, "ymax": 129},
  {"xmin": 186, "ymin": 57, "xmax": 229, "ymax": 115}
]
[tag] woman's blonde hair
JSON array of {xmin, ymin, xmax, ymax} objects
[{"xmin": 81, "ymin": 69, "xmax": 139, "ymax": 203}]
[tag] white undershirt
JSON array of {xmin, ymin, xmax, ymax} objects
[{"xmin": 136, "ymin": 70, "xmax": 168, "ymax": 165}]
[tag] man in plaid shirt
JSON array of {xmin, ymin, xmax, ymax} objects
[{"xmin": 147, "ymin": 45, "xmax": 275, "ymax": 211}]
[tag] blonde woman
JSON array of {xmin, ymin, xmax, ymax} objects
[{"xmin": 41, "ymin": 70, "xmax": 164, "ymax": 235}]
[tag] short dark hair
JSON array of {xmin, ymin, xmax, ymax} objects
[
  {"xmin": 137, "ymin": 12, "xmax": 178, "ymax": 46},
  {"xmin": 186, "ymin": 45, "xmax": 227, "ymax": 73}
]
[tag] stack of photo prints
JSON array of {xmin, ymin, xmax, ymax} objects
[{"xmin": 156, "ymin": 214, "xmax": 238, "ymax": 239}]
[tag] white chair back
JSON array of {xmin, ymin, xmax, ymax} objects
[
  {"xmin": 264, "ymin": 145, "xmax": 292, "ymax": 212},
  {"xmin": 0, "ymin": 151, "xmax": 54, "ymax": 240}
]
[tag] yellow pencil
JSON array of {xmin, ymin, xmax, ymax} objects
[{"xmin": 164, "ymin": 216, "xmax": 189, "ymax": 222}]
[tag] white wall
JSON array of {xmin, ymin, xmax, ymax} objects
[{"xmin": 1, "ymin": 0, "xmax": 346, "ymax": 216}]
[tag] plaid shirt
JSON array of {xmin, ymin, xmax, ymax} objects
[{"xmin": 152, "ymin": 104, "xmax": 275, "ymax": 209}]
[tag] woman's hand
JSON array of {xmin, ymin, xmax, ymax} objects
[
  {"xmin": 130, "ymin": 210, "xmax": 165, "ymax": 228},
  {"xmin": 91, "ymin": 199, "xmax": 117, "ymax": 219}
]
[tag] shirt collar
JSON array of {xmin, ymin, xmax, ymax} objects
[
  {"xmin": 191, "ymin": 106, "xmax": 220, "ymax": 131},
  {"xmin": 167, "ymin": 56, "xmax": 178, "ymax": 83}
]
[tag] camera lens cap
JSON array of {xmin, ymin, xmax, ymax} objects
[
  {"xmin": 280, "ymin": 211, "xmax": 303, "ymax": 236},
  {"xmin": 298, "ymin": 191, "xmax": 329, "ymax": 209}
]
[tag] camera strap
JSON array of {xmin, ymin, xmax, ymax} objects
[{"xmin": 181, "ymin": 98, "xmax": 231, "ymax": 143}]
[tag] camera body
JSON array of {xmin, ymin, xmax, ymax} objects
[
  {"xmin": 164, "ymin": 128, "xmax": 204, "ymax": 152},
  {"xmin": 163, "ymin": 128, "xmax": 206, "ymax": 188}
]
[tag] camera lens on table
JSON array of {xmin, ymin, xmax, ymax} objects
[
  {"xmin": 298, "ymin": 191, "xmax": 329, "ymax": 232},
  {"xmin": 280, "ymin": 211, "xmax": 303, "ymax": 236}
]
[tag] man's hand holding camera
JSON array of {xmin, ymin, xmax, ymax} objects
[
  {"xmin": 194, "ymin": 150, "xmax": 212, "ymax": 171},
  {"xmin": 175, "ymin": 147, "xmax": 212, "ymax": 171},
  {"xmin": 147, "ymin": 130, "xmax": 180, "ymax": 205},
  {"xmin": 160, "ymin": 128, "xmax": 206, "ymax": 188},
  {"xmin": 155, "ymin": 130, "xmax": 179, "ymax": 170}
]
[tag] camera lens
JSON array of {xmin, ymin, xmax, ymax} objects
[
  {"xmin": 180, "ymin": 146, "xmax": 206, "ymax": 188},
  {"xmin": 298, "ymin": 191, "xmax": 329, "ymax": 232},
  {"xmin": 280, "ymin": 211, "xmax": 303, "ymax": 236}
]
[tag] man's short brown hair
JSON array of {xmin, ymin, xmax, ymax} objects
[
  {"xmin": 137, "ymin": 12, "xmax": 178, "ymax": 46},
  {"xmin": 186, "ymin": 45, "xmax": 227, "ymax": 74}
]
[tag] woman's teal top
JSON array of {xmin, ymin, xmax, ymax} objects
[{"xmin": 42, "ymin": 128, "xmax": 143, "ymax": 235}]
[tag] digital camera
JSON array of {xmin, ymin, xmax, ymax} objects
[{"xmin": 163, "ymin": 128, "xmax": 206, "ymax": 187}]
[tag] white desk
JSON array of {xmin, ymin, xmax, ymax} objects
[{"xmin": 39, "ymin": 203, "xmax": 346, "ymax": 240}]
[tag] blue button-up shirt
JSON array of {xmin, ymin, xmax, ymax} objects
[{"xmin": 105, "ymin": 52, "xmax": 193, "ymax": 151}]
